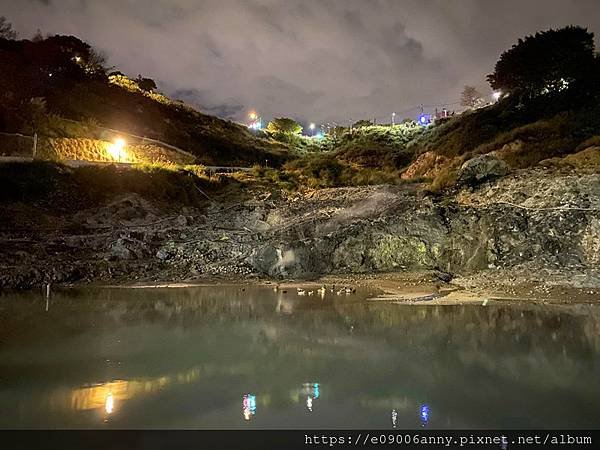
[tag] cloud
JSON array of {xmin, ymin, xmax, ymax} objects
[{"xmin": 5, "ymin": 0, "xmax": 600, "ymax": 124}]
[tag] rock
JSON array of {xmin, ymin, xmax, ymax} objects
[
  {"xmin": 457, "ymin": 155, "xmax": 509, "ymax": 186},
  {"xmin": 156, "ymin": 248, "xmax": 171, "ymax": 261},
  {"xmin": 109, "ymin": 238, "xmax": 132, "ymax": 260}
]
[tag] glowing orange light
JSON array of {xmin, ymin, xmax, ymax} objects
[{"xmin": 107, "ymin": 137, "xmax": 127, "ymax": 161}]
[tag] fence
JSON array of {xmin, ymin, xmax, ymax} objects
[
  {"xmin": 55, "ymin": 118, "xmax": 196, "ymax": 161},
  {"xmin": 0, "ymin": 126, "xmax": 195, "ymax": 166},
  {"xmin": 0, "ymin": 131, "xmax": 36, "ymax": 159}
]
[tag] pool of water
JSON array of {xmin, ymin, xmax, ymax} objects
[{"xmin": 0, "ymin": 284, "xmax": 599, "ymax": 429}]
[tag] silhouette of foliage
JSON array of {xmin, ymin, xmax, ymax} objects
[
  {"xmin": 267, "ymin": 117, "xmax": 303, "ymax": 135},
  {"xmin": 460, "ymin": 85, "xmax": 484, "ymax": 108},
  {"xmin": 135, "ymin": 75, "xmax": 157, "ymax": 92},
  {"xmin": 0, "ymin": 16, "xmax": 17, "ymax": 40},
  {"xmin": 487, "ymin": 26, "xmax": 596, "ymax": 99}
]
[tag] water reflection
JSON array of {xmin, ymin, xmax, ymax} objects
[
  {"xmin": 0, "ymin": 285, "xmax": 599, "ymax": 429},
  {"xmin": 64, "ymin": 366, "xmax": 203, "ymax": 415},
  {"xmin": 420, "ymin": 404, "xmax": 430, "ymax": 427},
  {"xmin": 242, "ymin": 394, "xmax": 257, "ymax": 421},
  {"xmin": 105, "ymin": 392, "xmax": 114, "ymax": 415},
  {"xmin": 303, "ymin": 383, "xmax": 320, "ymax": 413}
]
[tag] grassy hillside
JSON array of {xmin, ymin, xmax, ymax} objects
[
  {"xmin": 265, "ymin": 92, "xmax": 600, "ymax": 191},
  {"xmin": 403, "ymin": 95, "xmax": 600, "ymax": 190},
  {"xmin": 0, "ymin": 161, "xmax": 220, "ymax": 214},
  {"xmin": 2, "ymin": 33, "xmax": 599, "ymax": 190},
  {"xmin": 0, "ymin": 36, "xmax": 287, "ymax": 167}
]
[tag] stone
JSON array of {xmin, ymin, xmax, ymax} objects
[
  {"xmin": 109, "ymin": 239, "xmax": 132, "ymax": 260},
  {"xmin": 457, "ymin": 155, "xmax": 509, "ymax": 186},
  {"xmin": 156, "ymin": 248, "xmax": 171, "ymax": 261}
]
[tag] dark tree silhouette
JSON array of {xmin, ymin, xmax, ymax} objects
[
  {"xmin": 352, "ymin": 119, "xmax": 373, "ymax": 128},
  {"xmin": 0, "ymin": 16, "xmax": 17, "ymax": 40},
  {"xmin": 136, "ymin": 75, "xmax": 157, "ymax": 92},
  {"xmin": 32, "ymin": 28, "xmax": 44, "ymax": 42},
  {"xmin": 460, "ymin": 85, "xmax": 483, "ymax": 108},
  {"xmin": 487, "ymin": 26, "xmax": 596, "ymax": 99}
]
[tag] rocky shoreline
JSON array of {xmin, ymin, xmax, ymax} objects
[{"xmin": 1, "ymin": 166, "xmax": 599, "ymax": 299}]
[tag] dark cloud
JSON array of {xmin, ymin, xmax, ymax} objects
[{"xmin": 5, "ymin": 0, "xmax": 600, "ymax": 124}]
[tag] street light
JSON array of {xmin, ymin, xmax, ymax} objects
[
  {"xmin": 248, "ymin": 111, "xmax": 262, "ymax": 130},
  {"xmin": 392, "ymin": 112, "xmax": 396, "ymax": 126},
  {"xmin": 309, "ymin": 123, "xmax": 315, "ymax": 136},
  {"xmin": 107, "ymin": 137, "xmax": 127, "ymax": 162}
]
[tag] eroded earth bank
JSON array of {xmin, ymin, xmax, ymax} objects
[{"xmin": 1, "ymin": 163, "xmax": 599, "ymax": 302}]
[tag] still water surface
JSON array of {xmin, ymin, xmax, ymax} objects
[{"xmin": 0, "ymin": 285, "xmax": 599, "ymax": 429}]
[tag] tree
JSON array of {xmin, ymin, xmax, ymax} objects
[
  {"xmin": 32, "ymin": 29, "xmax": 44, "ymax": 42},
  {"xmin": 352, "ymin": 119, "xmax": 373, "ymax": 128},
  {"xmin": 135, "ymin": 75, "xmax": 157, "ymax": 92},
  {"xmin": 0, "ymin": 16, "xmax": 17, "ymax": 40},
  {"xmin": 266, "ymin": 117, "xmax": 302, "ymax": 135},
  {"xmin": 487, "ymin": 26, "xmax": 596, "ymax": 99},
  {"xmin": 460, "ymin": 85, "xmax": 483, "ymax": 108}
]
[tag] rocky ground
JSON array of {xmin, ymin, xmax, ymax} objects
[{"xmin": 1, "ymin": 164, "xmax": 599, "ymax": 301}]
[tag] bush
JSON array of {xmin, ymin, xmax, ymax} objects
[
  {"xmin": 266, "ymin": 117, "xmax": 303, "ymax": 135},
  {"xmin": 282, "ymin": 153, "xmax": 402, "ymax": 189}
]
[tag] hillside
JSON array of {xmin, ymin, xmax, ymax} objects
[
  {"xmin": 1, "ymin": 27, "xmax": 600, "ymax": 292},
  {"xmin": 0, "ymin": 35, "xmax": 288, "ymax": 166}
]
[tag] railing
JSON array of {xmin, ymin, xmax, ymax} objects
[
  {"xmin": 0, "ymin": 127, "xmax": 194, "ymax": 165},
  {"xmin": 55, "ymin": 118, "xmax": 196, "ymax": 161},
  {"xmin": 0, "ymin": 131, "xmax": 36, "ymax": 158}
]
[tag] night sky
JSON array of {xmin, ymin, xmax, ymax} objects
[{"xmin": 4, "ymin": 0, "xmax": 600, "ymax": 124}]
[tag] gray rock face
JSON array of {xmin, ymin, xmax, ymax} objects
[
  {"xmin": 457, "ymin": 155, "xmax": 509, "ymax": 186},
  {"xmin": 1, "ymin": 168, "xmax": 599, "ymax": 289}
]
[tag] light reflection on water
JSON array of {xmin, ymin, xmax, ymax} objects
[{"xmin": 0, "ymin": 285, "xmax": 599, "ymax": 429}]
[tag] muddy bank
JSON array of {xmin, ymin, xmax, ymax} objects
[{"xmin": 1, "ymin": 166, "xmax": 599, "ymax": 294}]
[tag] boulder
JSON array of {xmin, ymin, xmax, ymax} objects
[{"xmin": 457, "ymin": 155, "xmax": 509, "ymax": 186}]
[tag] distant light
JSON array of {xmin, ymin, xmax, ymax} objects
[
  {"xmin": 418, "ymin": 114, "xmax": 430, "ymax": 125},
  {"xmin": 248, "ymin": 119, "xmax": 262, "ymax": 130},
  {"xmin": 493, "ymin": 91, "xmax": 502, "ymax": 101},
  {"xmin": 247, "ymin": 111, "xmax": 262, "ymax": 130},
  {"xmin": 309, "ymin": 123, "xmax": 315, "ymax": 130},
  {"xmin": 74, "ymin": 56, "xmax": 82, "ymax": 63}
]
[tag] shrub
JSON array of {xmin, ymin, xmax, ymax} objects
[{"xmin": 266, "ymin": 117, "xmax": 303, "ymax": 135}]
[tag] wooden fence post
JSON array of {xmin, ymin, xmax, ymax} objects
[{"xmin": 32, "ymin": 133, "xmax": 38, "ymax": 159}]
